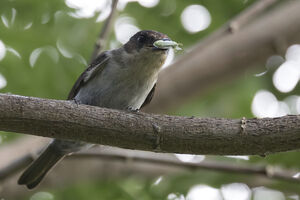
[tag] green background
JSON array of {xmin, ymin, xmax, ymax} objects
[{"xmin": 1, "ymin": 0, "xmax": 300, "ymax": 199}]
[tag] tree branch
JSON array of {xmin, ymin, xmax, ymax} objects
[
  {"xmin": 1, "ymin": 93, "xmax": 300, "ymax": 155},
  {"xmin": 3, "ymin": 149, "xmax": 299, "ymax": 184},
  {"xmin": 228, "ymin": 0, "xmax": 277, "ymax": 32},
  {"xmin": 89, "ymin": 0, "xmax": 118, "ymax": 63},
  {"xmin": 145, "ymin": 0, "xmax": 300, "ymax": 113}
]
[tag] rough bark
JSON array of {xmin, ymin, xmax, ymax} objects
[
  {"xmin": 1, "ymin": 94, "xmax": 300, "ymax": 155},
  {"xmin": 145, "ymin": 0, "xmax": 300, "ymax": 113}
]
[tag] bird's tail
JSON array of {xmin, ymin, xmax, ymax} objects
[{"xmin": 18, "ymin": 144, "xmax": 65, "ymax": 189}]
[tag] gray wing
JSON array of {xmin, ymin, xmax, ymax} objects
[
  {"xmin": 141, "ymin": 83, "xmax": 156, "ymax": 109},
  {"xmin": 67, "ymin": 52, "xmax": 110, "ymax": 100}
]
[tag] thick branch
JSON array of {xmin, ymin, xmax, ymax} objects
[
  {"xmin": 145, "ymin": 0, "xmax": 300, "ymax": 113},
  {"xmin": 1, "ymin": 94, "xmax": 300, "ymax": 155}
]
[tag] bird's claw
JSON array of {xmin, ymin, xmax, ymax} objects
[{"xmin": 127, "ymin": 107, "xmax": 139, "ymax": 113}]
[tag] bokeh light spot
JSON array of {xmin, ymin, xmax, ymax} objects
[
  {"xmin": 186, "ymin": 185, "xmax": 222, "ymax": 200},
  {"xmin": 114, "ymin": 16, "xmax": 140, "ymax": 44},
  {"xmin": 24, "ymin": 22, "xmax": 33, "ymax": 30},
  {"xmin": 253, "ymin": 187, "xmax": 285, "ymax": 200},
  {"xmin": 65, "ymin": 0, "xmax": 107, "ymax": 18},
  {"xmin": 138, "ymin": 0, "xmax": 159, "ymax": 8},
  {"xmin": 251, "ymin": 90, "xmax": 278, "ymax": 118},
  {"xmin": 221, "ymin": 183, "xmax": 251, "ymax": 200},
  {"xmin": 0, "ymin": 40, "xmax": 6, "ymax": 61},
  {"xmin": 167, "ymin": 193, "xmax": 185, "ymax": 200},
  {"xmin": 6, "ymin": 46, "xmax": 21, "ymax": 59},
  {"xmin": 286, "ymin": 44, "xmax": 300, "ymax": 63},
  {"xmin": 273, "ymin": 61, "xmax": 300, "ymax": 93},
  {"xmin": 175, "ymin": 154, "xmax": 205, "ymax": 163},
  {"xmin": 181, "ymin": 5, "xmax": 211, "ymax": 33},
  {"xmin": 1, "ymin": 15, "xmax": 9, "ymax": 28},
  {"xmin": 30, "ymin": 46, "xmax": 59, "ymax": 67},
  {"xmin": 0, "ymin": 73, "xmax": 7, "ymax": 89},
  {"xmin": 30, "ymin": 192, "xmax": 54, "ymax": 200},
  {"xmin": 225, "ymin": 156, "xmax": 249, "ymax": 160}
]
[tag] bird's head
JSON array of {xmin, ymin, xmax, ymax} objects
[
  {"xmin": 124, "ymin": 30, "xmax": 170, "ymax": 54},
  {"xmin": 122, "ymin": 30, "xmax": 173, "ymax": 71}
]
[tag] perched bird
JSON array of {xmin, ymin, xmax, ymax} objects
[{"xmin": 18, "ymin": 30, "xmax": 173, "ymax": 189}]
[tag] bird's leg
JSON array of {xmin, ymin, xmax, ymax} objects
[{"xmin": 72, "ymin": 99, "xmax": 82, "ymax": 106}]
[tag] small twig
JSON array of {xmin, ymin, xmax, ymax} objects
[
  {"xmin": 1, "ymin": 149, "xmax": 299, "ymax": 184},
  {"xmin": 89, "ymin": 0, "xmax": 119, "ymax": 63},
  {"xmin": 72, "ymin": 152, "xmax": 300, "ymax": 184}
]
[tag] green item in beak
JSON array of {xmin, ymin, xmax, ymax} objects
[{"xmin": 153, "ymin": 40, "xmax": 183, "ymax": 51}]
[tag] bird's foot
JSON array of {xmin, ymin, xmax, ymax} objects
[
  {"xmin": 127, "ymin": 107, "xmax": 140, "ymax": 113},
  {"xmin": 72, "ymin": 99, "xmax": 82, "ymax": 106}
]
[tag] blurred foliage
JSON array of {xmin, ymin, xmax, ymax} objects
[{"xmin": 1, "ymin": 0, "xmax": 300, "ymax": 199}]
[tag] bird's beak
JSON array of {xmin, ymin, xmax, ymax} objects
[
  {"xmin": 152, "ymin": 38, "xmax": 182, "ymax": 51},
  {"xmin": 152, "ymin": 38, "xmax": 171, "ymax": 51}
]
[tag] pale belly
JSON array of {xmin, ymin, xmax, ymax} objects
[{"xmin": 74, "ymin": 65, "xmax": 157, "ymax": 110}]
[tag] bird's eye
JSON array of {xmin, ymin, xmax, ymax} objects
[{"xmin": 137, "ymin": 35, "xmax": 146, "ymax": 43}]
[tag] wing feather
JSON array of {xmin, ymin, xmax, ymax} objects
[
  {"xmin": 67, "ymin": 52, "xmax": 110, "ymax": 100},
  {"xmin": 141, "ymin": 83, "xmax": 156, "ymax": 109}
]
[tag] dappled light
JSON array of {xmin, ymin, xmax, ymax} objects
[
  {"xmin": 23, "ymin": 22, "xmax": 33, "ymax": 30},
  {"xmin": 273, "ymin": 61, "xmax": 299, "ymax": 93},
  {"xmin": 6, "ymin": 46, "xmax": 21, "ymax": 59},
  {"xmin": 252, "ymin": 187, "xmax": 285, "ymax": 200},
  {"xmin": 1, "ymin": 8, "xmax": 16, "ymax": 28},
  {"xmin": 30, "ymin": 192, "xmax": 54, "ymax": 200},
  {"xmin": 0, "ymin": 40, "xmax": 6, "ymax": 61},
  {"xmin": 56, "ymin": 40, "xmax": 74, "ymax": 58},
  {"xmin": 138, "ymin": 0, "xmax": 159, "ymax": 8},
  {"xmin": 29, "ymin": 46, "xmax": 59, "ymax": 68},
  {"xmin": 114, "ymin": 16, "xmax": 140, "ymax": 44},
  {"xmin": 181, "ymin": 5, "xmax": 211, "ymax": 33},
  {"xmin": 175, "ymin": 154, "xmax": 205, "ymax": 163},
  {"xmin": 167, "ymin": 193, "xmax": 185, "ymax": 200},
  {"xmin": 186, "ymin": 185, "xmax": 222, "ymax": 200},
  {"xmin": 65, "ymin": 0, "xmax": 108, "ymax": 18},
  {"xmin": 0, "ymin": 73, "xmax": 7, "ymax": 89},
  {"xmin": 152, "ymin": 176, "xmax": 163, "ymax": 185},
  {"xmin": 225, "ymin": 156, "xmax": 249, "ymax": 160},
  {"xmin": 253, "ymin": 44, "xmax": 300, "ymax": 118},
  {"xmin": 221, "ymin": 183, "xmax": 251, "ymax": 200},
  {"xmin": 252, "ymin": 90, "xmax": 279, "ymax": 118},
  {"xmin": 1, "ymin": 0, "xmax": 300, "ymax": 199},
  {"xmin": 41, "ymin": 13, "xmax": 51, "ymax": 24}
]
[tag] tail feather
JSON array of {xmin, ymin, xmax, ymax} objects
[{"xmin": 18, "ymin": 145, "xmax": 65, "ymax": 189}]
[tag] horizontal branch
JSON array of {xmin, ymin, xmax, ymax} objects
[
  {"xmin": 1, "ymin": 94, "xmax": 300, "ymax": 155},
  {"xmin": 145, "ymin": 0, "xmax": 300, "ymax": 113},
  {"xmin": 72, "ymin": 152, "xmax": 300, "ymax": 184},
  {"xmin": 2, "ymin": 149, "xmax": 299, "ymax": 184}
]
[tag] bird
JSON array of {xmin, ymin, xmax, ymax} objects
[{"xmin": 18, "ymin": 30, "xmax": 172, "ymax": 189}]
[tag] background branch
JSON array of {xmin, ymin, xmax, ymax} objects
[
  {"xmin": 1, "ymin": 137, "xmax": 299, "ymax": 199},
  {"xmin": 89, "ymin": 0, "xmax": 119, "ymax": 63},
  {"xmin": 145, "ymin": 0, "xmax": 300, "ymax": 113},
  {"xmin": 1, "ymin": 94, "xmax": 300, "ymax": 155},
  {"xmin": 1, "ymin": 147, "xmax": 299, "ymax": 184}
]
